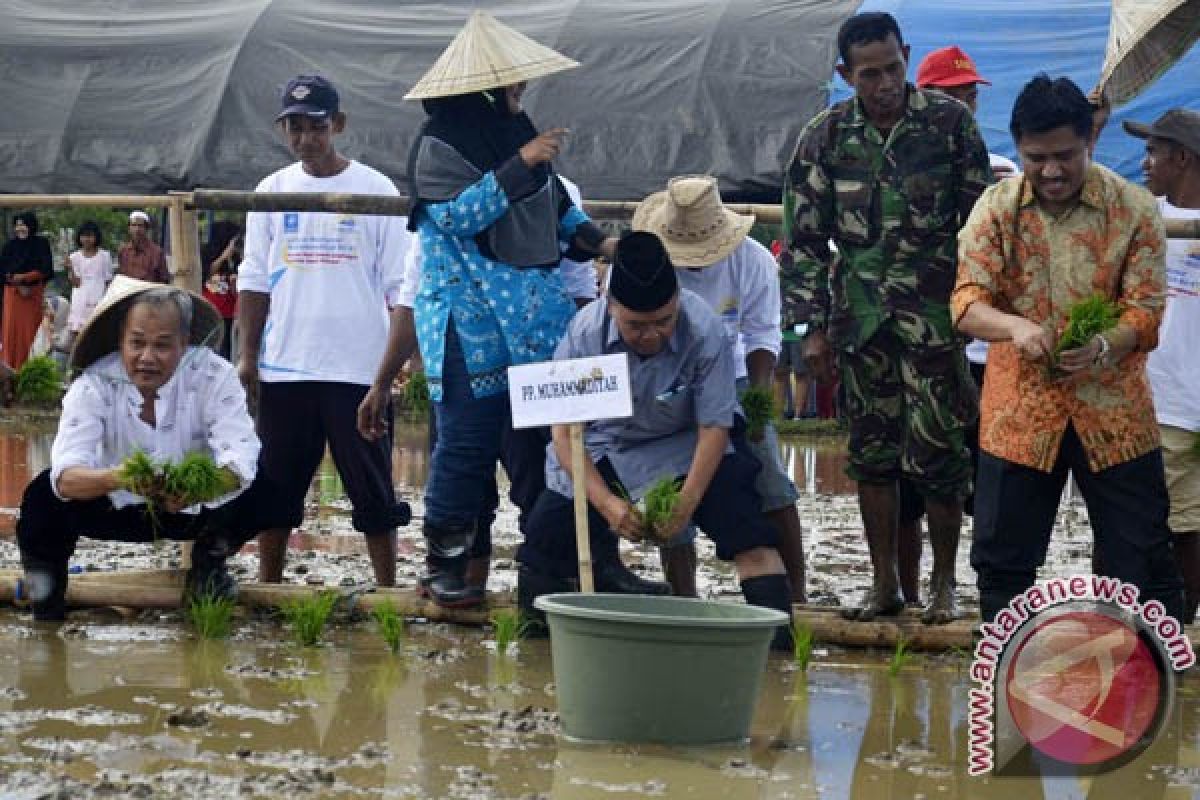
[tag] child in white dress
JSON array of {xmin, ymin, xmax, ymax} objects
[{"xmin": 65, "ymin": 221, "xmax": 114, "ymax": 340}]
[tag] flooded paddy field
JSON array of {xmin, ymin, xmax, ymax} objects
[{"xmin": 0, "ymin": 419, "xmax": 1190, "ymax": 798}]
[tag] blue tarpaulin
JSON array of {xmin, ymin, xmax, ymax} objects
[{"xmin": 848, "ymin": 0, "xmax": 1199, "ymax": 181}]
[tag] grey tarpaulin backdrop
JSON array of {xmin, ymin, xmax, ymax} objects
[{"xmin": 0, "ymin": 0, "xmax": 860, "ymax": 202}]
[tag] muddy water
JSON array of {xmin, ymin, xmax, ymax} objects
[
  {"xmin": 0, "ymin": 423, "xmax": 1190, "ymax": 797},
  {"xmin": 1, "ymin": 616, "xmax": 1197, "ymax": 798}
]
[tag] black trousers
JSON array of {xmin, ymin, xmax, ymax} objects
[
  {"xmin": 258, "ymin": 381, "xmax": 409, "ymax": 536},
  {"xmin": 17, "ymin": 469, "xmax": 276, "ymax": 573},
  {"xmin": 516, "ymin": 444, "xmax": 779, "ymax": 581},
  {"xmin": 971, "ymin": 424, "xmax": 1185, "ymax": 621}
]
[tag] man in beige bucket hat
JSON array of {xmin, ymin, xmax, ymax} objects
[{"xmin": 633, "ymin": 175, "xmax": 807, "ymax": 602}]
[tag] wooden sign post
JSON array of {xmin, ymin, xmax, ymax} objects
[{"xmin": 508, "ymin": 354, "xmax": 633, "ymax": 593}]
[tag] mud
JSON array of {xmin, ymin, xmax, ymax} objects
[{"xmin": 0, "ymin": 422, "xmax": 1168, "ymax": 798}]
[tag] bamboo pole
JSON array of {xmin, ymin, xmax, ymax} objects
[
  {"xmin": 0, "ymin": 569, "xmax": 501, "ymax": 625},
  {"xmin": 189, "ymin": 189, "xmax": 411, "ymax": 216},
  {"xmin": 0, "ymin": 194, "xmax": 175, "ymax": 208},
  {"xmin": 172, "ymin": 199, "xmax": 203, "ymax": 294},
  {"xmin": 569, "ymin": 422, "xmax": 595, "ymax": 593},
  {"xmin": 1, "ymin": 191, "xmax": 1197, "ymax": 239}
]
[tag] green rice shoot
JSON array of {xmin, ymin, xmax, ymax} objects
[
  {"xmin": 739, "ymin": 385, "xmax": 778, "ymax": 439},
  {"xmin": 889, "ymin": 638, "xmax": 914, "ymax": 678},
  {"xmin": 14, "ymin": 356, "xmax": 63, "ymax": 407},
  {"xmin": 185, "ymin": 593, "xmax": 237, "ymax": 640},
  {"xmin": 372, "ymin": 602, "xmax": 406, "ymax": 654},
  {"xmin": 117, "ymin": 450, "xmax": 162, "ymax": 498},
  {"xmin": 640, "ymin": 476, "xmax": 683, "ymax": 542},
  {"xmin": 162, "ymin": 452, "xmax": 239, "ymax": 506},
  {"xmin": 1056, "ymin": 294, "xmax": 1120, "ymax": 356},
  {"xmin": 791, "ymin": 621, "xmax": 815, "ymax": 672},
  {"xmin": 490, "ymin": 608, "xmax": 532, "ymax": 654},
  {"xmin": 402, "ymin": 371, "xmax": 431, "ymax": 415},
  {"xmin": 281, "ymin": 591, "xmax": 340, "ymax": 647}
]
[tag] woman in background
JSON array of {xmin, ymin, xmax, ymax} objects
[
  {"xmin": 1, "ymin": 212, "xmax": 54, "ymax": 369},
  {"xmin": 202, "ymin": 220, "xmax": 242, "ymax": 360}
]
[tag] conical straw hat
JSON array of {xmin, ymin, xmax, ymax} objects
[
  {"xmin": 70, "ymin": 276, "xmax": 222, "ymax": 372},
  {"xmin": 404, "ymin": 11, "xmax": 580, "ymax": 100}
]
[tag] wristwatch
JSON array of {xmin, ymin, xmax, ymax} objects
[{"xmin": 1092, "ymin": 334, "xmax": 1112, "ymax": 367}]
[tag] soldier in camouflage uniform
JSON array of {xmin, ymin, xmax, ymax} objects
[{"xmin": 780, "ymin": 12, "xmax": 991, "ymax": 624}]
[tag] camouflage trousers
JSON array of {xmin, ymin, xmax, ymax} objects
[{"xmin": 838, "ymin": 322, "xmax": 978, "ymax": 500}]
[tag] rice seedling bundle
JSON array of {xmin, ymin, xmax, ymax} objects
[
  {"xmin": 372, "ymin": 602, "xmax": 406, "ymax": 654},
  {"xmin": 739, "ymin": 385, "xmax": 778, "ymax": 439},
  {"xmin": 14, "ymin": 356, "xmax": 63, "ymax": 407},
  {"xmin": 282, "ymin": 590, "xmax": 340, "ymax": 647},
  {"xmin": 1056, "ymin": 295, "xmax": 1120, "ymax": 356},
  {"xmin": 162, "ymin": 452, "xmax": 239, "ymax": 506},
  {"xmin": 638, "ymin": 476, "xmax": 683, "ymax": 542}
]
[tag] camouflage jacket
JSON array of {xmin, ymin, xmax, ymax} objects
[{"xmin": 780, "ymin": 86, "xmax": 992, "ymax": 351}]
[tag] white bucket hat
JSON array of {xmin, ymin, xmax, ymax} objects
[
  {"xmin": 69, "ymin": 276, "xmax": 222, "ymax": 372},
  {"xmin": 404, "ymin": 10, "xmax": 580, "ymax": 101},
  {"xmin": 632, "ymin": 175, "xmax": 755, "ymax": 268}
]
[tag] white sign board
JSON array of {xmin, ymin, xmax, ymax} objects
[{"xmin": 507, "ymin": 354, "xmax": 633, "ymax": 429}]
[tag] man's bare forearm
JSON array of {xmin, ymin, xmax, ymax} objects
[
  {"xmin": 372, "ymin": 306, "xmax": 418, "ymax": 391},
  {"xmin": 236, "ymin": 291, "xmax": 270, "ymax": 365},
  {"xmin": 957, "ymin": 301, "xmax": 1021, "ymax": 342},
  {"xmin": 680, "ymin": 425, "xmax": 728, "ymax": 503},
  {"xmin": 746, "ymin": 349, "xmax": 777, "ymax": 390},
  {"xmin": 57, "ymin": 467, "xmax": 122, "ymax": 501}
]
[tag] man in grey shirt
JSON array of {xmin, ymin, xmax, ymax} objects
[{"xmin": 516, "ymin": 232, "xmax": 795, "ymax": 649}]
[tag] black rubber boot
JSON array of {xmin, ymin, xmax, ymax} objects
[
  {"xmin": 740, "ymin": 574, "xmax": 795, "ymax": 652},
  {"xmin": 185, "ymin": 538, "xmax": 238, "ymax": 604},
  {"xmin": 421, "ymin": 521, "xmax": 484, "ymax": 609},
  {"xmin": 516, "ymin": 565, "xmax": 577, "ymax": 637},
  {"xmin": 21, "ymin": 560, "xmax": 67, "ymax": 622},
  {"xmin": 593, "ymin": 560, "xmax": 671, "ymax": 595}
]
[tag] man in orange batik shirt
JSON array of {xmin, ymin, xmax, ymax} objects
[{"xmin": 951, "ymin": 74, "xmax": 1185, "ymax": 623}]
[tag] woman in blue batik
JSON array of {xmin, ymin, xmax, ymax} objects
[{"xmin": 404, "ymin": 12, "xmax": 617, "ymax": 608}]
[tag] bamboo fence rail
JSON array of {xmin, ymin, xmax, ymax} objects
[{"xmin": 2, "ymin": 191, "xmax": 1198, "ymax": 238}]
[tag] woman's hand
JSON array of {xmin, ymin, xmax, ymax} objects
[{"xmin": 519, "ymin": 128, "xmax": 568, "ymax": 168}]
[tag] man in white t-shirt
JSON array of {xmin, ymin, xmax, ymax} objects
[
  {"xmin": 237, "ymin": 75, "xmax": 414, "ymax": 587},
  {"xmin": 1124, "ymin": 108, "xmax": 1200, "ymax": 622},
  {"xmin": 633, "ymin": 175, "xmax": 807, "ymax": 602}
]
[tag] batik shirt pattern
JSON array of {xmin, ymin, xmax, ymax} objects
[{"xmin": 952, "ymin": 165, "xmax": 1166, "ymax": 472}]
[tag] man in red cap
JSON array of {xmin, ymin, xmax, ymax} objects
[{"xmin": 916, "ymin": 46, "xmax": 1017, "ymax": 179}]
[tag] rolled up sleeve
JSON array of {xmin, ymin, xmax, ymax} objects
[
  {"xmin": 203, "ymin": 367, "xmax": 260, "ymax": 492},
  {"xmin": 952, "ymin": 189, "xmax": 1005, "ymax": 327},
  {"xmin": 738, "ymin": 244, "xmax": 783, "ymax": 358},
  {"xmin": 49, "ymin": 380, "xmax": 105, "ymax": 500},
  {"xmin": 1118, "ymin": 207, "xmax": 1167, "ymax": 352}
]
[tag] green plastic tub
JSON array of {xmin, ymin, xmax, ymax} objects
[{"xmin": 534, "ymin": 593, "xmax": 788, "ymax": 744}]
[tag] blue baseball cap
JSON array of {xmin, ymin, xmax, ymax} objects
[{"xmin": 276, "ymin": 75, "xmax": 340, "ymax": 121}]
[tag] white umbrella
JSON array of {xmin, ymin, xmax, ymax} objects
[{"xmin": 1097, "ymin": 0, "xmax": 1200, "ymax": 105}]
